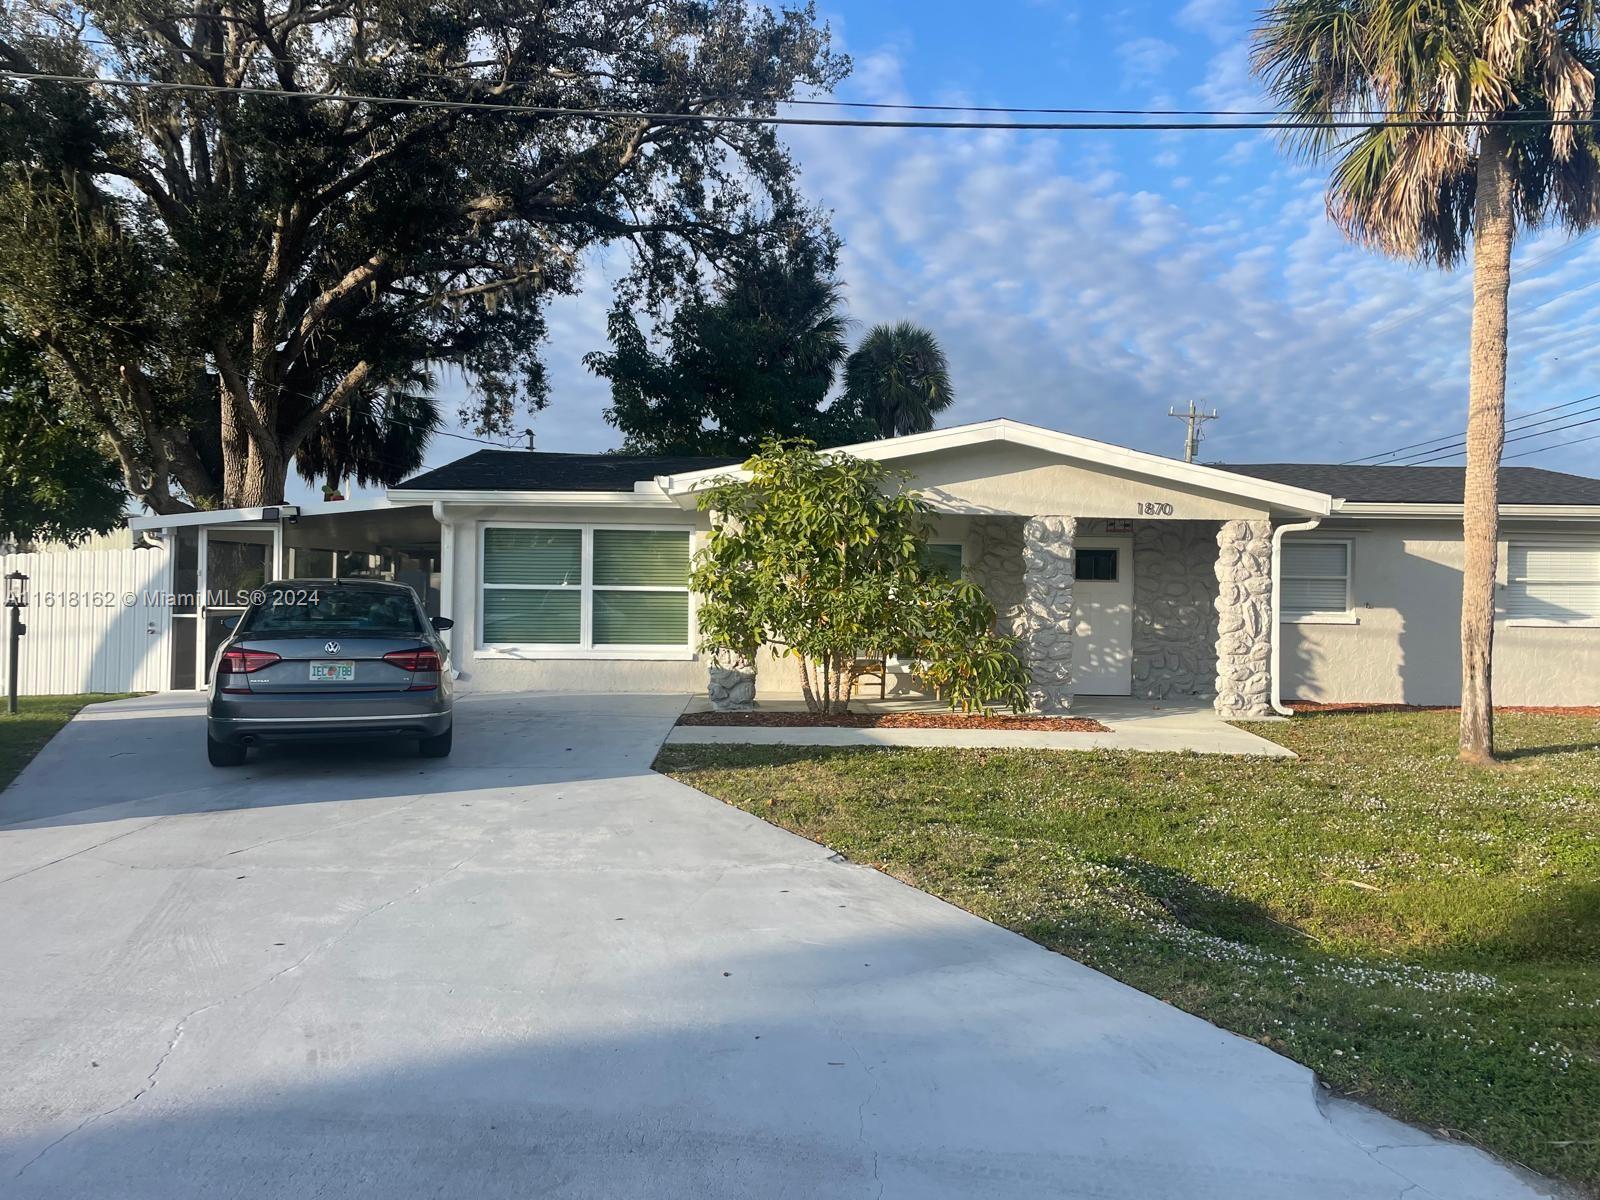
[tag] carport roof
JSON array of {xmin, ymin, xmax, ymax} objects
[
  {"xmin": 1214, "ymin": 463, "xmax": 1600, "ymax": 506},
  {"xmin": 392, "ymin": 450, "xmax": 739, "ymax": 493}
]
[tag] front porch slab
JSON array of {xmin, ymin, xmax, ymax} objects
[{"xmin": 671, "ymin": 695, "xmax": 1295, "ymax": 758}]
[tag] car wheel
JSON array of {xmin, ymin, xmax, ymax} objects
[
  {"xmin": 207, "ymin": 733, "xmax": 247, "ymax": 767},
  {"xmin": 419, "ymin": 723, "xmax": 453, "ymax": 758}
]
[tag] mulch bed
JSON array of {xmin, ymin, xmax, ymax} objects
[
  {"xmin": 677, "ymin": 710, "xmax": 1111, "ymax": 732},
  {"xmin": 1291, "ymin": 702, "xmax": 1600, "ymax": 718}
]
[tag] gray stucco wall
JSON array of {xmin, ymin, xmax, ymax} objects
[
  {"xmin": 1129, "ymin": 521, "xmax": 1219, "ymax": 700},
  {"xmin": 1280, "ymin": 520, "xmax": 1600, "ymax": 706}
]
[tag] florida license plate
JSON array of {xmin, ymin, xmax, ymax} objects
[{"xmin": 309, "ymin": 661, "xmax": 355, "ymax": 682}]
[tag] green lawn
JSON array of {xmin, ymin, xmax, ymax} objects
[
  {"xmin": 657, "ymin": 711, "xmax": 1600, "ymax": 1194},
  {"xmin": 0, "ymin": 694, "xmax": 133, "ymax": 792}
]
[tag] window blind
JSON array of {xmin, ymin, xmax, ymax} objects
[
  {"xmin": 481, "ymin": 525, "xmax": 691, "ymax": 648},
  {"xmin": 593, "ymin": 591, "xmax": 690, "ymax": 645},
  {"xmin": 482, "ymin": 528, "xmax": 581, "ymax": 586},
  {"xmin": 593, "ymin": 529, "xmax": 690, "ymax": 587},
  {"xmin": 483, "ymin": 589, "xmax": 581, "ymax": 643},
  {"xmin": 1504, "ymin": 543, "xmax": 1600, "ymax": 623},
  {"xmin": 1281, "ymin": 541, "xmax": 1349, "ymax": 614}
]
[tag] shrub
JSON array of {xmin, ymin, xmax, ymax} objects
[{"xmin": 692, "ymin": 438, "xmax": 1030, "ymax": 714}]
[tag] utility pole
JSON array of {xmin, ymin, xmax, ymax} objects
[{"xmin": 1169, "ymin": 400, "xmax": 1220, "ymax": 463}]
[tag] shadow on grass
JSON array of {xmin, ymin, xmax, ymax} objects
[
  {"xmin": 1100, "ymin": 856, "xmax": 1313, "ymax": 951},
  {"xmin": 1498, "ymin": 740, "xmax": 1600, "ymax": 761}
]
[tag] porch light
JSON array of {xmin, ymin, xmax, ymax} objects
[{"xmin": 4, "ymin": 570, "xmax": 27, "ymax": 608}]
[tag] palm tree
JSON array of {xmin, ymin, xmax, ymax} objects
[
  {"xmin": 294, "ymin": 370, "xmax": 441, "ymax": 494},
  {"xmin": 1252, "ymin": 2, "xmax": 1600, "ymax": 764},
  {"xmin": 843, "ymin": 322, "xmax": 955, "ymax": 439}
]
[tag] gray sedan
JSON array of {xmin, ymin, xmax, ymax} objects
[{"xmin": 206, "ymin": 579, "xmax": 453, "ymax": 766}]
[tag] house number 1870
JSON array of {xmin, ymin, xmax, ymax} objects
[{"xmin": 1137, "ymin": 501, "xmax": 1175, "ymax": 516}]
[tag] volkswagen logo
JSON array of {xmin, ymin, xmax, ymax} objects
[{"xmin": 324, "ymin": 641, "xmax": 340, "ymax": 654}]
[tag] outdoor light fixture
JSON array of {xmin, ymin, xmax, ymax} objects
[
  {"xmin": 5, "ymin": 570, "xmax": 25, "ymax": 715},
  {"xmin": 262, "ymin": 505, "xmax": 301, "ymax": 525}
]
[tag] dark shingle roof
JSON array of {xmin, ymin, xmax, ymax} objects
[
  {"xmin": 394, "ymin": 446, "xmax": 1600, "ymax": 507},
  {"xmin": 1212, "ymin": 463, "xmax": 1600, "ymax": 506},
  {"xmin": 392, "ymin": 450, "xmax": 739, "ymax": 493}
]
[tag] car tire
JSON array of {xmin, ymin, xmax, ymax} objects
[
  {"xmin": 207, "ymin": 733, "xmax": 247, "ymax": 767},
  {"xmin": 419, "ymin": 723, "xmax": 453, "ymax": 758}
]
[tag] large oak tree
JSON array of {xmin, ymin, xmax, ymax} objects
[{"xmin": 0, "ymin": 0, "xmax": 846, "ymax": 511}]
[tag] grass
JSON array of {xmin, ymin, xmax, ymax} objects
[
  {"xmin": 656, "ymin": 710, "xmax": 1600, "ymax": 1194},
  {"xmin": 0, "ymin": 694, "xmax": 133, "ymax": 792}
]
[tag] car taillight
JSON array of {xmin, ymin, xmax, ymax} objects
[
  {"xmin": 219, "ymin": 648, "xmax": 280, "ymax": 675},
  {"xmin": 218, "ymin": 648, "xmax": 280, "ymax": 693},
  {"xmin": 382, "ymin": 649, "xmax": 442, "ymax": 672}
]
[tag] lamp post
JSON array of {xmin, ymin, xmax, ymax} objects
[{"xmin": 5, "ymin": 570, "xmax": 27, "ymax": 716}]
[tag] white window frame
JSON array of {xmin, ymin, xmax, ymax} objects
[
  {"xmin": 476, "ymin": 521, "xmax": 697, "ymax": 659},
  {"xmin": 1502, "ymin": 539, "xmax": 1600, "ymax": 628},
  {"xmin": 1279, "ymin": 537, "xmax": 1358, "ymax": 625}
]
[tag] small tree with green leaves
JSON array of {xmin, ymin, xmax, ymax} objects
[{"xmin": 691, "ymin": 439, "xmax": 1030, "ymax": 715}]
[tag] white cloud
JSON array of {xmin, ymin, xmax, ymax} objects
[
  {"xmin": 1176, "ymin": 0, "xmax": 1245, "ymax": 41},
  {"xmin": 421, "ymin": 41, "xmax": 1600, "ymax": 482},
  {"xmin": 1117, "ymin": 36, "xmax": 1179, "ymax": 86}
]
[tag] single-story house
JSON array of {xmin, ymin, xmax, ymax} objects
[{"xmin": 76, "ymin": 418, "xmax": 1600, "ymax": 713}]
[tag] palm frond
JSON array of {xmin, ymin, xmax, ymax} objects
[{"xmin": 1256, "ymin": 0, "xmax": 1600, "ymax": 260}]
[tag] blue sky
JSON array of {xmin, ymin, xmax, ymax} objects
[{"xmin": 392, "ymin": 0, "xmax": 1600, "ymax": 496}]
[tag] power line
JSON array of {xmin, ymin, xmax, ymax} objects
[
  {"xmin": 7, "ymin": 69, "xmax": 1600, "ymax": 131},
  {"xmin": 1392, "ymin": 401, "xmax": 1600, "ymax": 464},
  {"xmin": 1343, "ymin": 391, "xmax": 1600, "ymax": 464},
  {"xmin": 60, "ymin": 35, "xmax": 1600, "ymax": 120},
  {"xmin": 1501, "ymin": 430, "xmax": 1600, "ymax": 462},
  {"xmin": 1402, "ymin": 409, "xmax": 1600, "ymax": 465}
]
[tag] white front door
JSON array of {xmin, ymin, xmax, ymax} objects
[{"xmin": 1071, "ymin": 537, "xmax": 1133, "ymax": 696}]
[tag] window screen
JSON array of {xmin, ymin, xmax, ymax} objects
[
  {"xmin": 1503, "ymin": 543, "xmax": 1600, "ymax": 623},
  {"xmin": 1281, "ymin": 541, "xmax": 1350, "ymax": 614}
]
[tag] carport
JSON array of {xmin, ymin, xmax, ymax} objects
[{"xmin": 129, "ymin": 498, "xmax": 444, "ymax": 689}]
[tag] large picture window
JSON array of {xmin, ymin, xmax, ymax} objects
[
  {"xmin": 1503, "ymin": 542, "xmax": 1600, "ymax": 625},
  {"xmin": 1280, "ymin": 540, "xmax": 1351, "ymax": 617},
  {"xmin": 480, "ymin": 525, "xmax": 692, "ymax": 650}
]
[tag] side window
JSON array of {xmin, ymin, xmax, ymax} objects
[
  {"xmin": 923, "ymin": 542, "xmax": 964, "ymax": 582},
  {"xmin": 1280, "ymin": 541, "xmax": 1351, "ymax": 616},
  {"xmin": 1503, "ymin": 543, "xmax": 1600, "ymax": 624}
]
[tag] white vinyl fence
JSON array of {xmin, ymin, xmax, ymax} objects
[{"xmin": 0, "ymin": 545, "xmax": 173, "ymax": 696}]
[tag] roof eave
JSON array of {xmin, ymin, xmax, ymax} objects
[
  {"xmin": 1335, "ymin": 501, "xmax": 1600, "ymax": 520},
  {"xmin": 656, "ymin": 418, "xmax": 1334, "ymax": 516},
  {"xmin": 389, "ymin": 488, "xmax": 681, "ymax": 508}
]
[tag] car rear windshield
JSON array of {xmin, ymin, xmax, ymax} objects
[{"xmin": 237, "ymin": 585, "xmax": 424, "ymax": 638}]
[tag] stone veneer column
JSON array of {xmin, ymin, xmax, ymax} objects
[
  {"xmin": 1213, "ymin": 519, "xmax": 1274, "ymax": 718},
  {"xmin": 1022, "ymin": 515, "xmax": 1077, "ymax": 714}
]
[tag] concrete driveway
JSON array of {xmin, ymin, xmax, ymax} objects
[{"xmin": 0, "ymin": 693, "xmax": 1555, "ymax": 1199}]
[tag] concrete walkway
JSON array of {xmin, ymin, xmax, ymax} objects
[
  {"xmin": 0, "ymin": 692, "xmax": 1552, "ymax": 1198},
  {"xmin": 671, "ymin": 694, "xmax": 1295, "ymax": 757}
]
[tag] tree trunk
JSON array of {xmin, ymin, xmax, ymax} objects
[
  {"xmin": 236, "ymin": 443, "xmax": 289, "ymax": 508},
  {"xmin": 796, "ymin": 652, "xmax": 820, "ymax": 714},
  {"xmin": 1459, "ymin": 126, "xmax": 1513, "ymax": 766}
]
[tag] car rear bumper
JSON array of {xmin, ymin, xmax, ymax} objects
[{"xmin": 208, "ymin": 692, "xmax": 452, "ymax": 744}]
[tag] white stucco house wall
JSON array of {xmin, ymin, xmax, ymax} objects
[{"xmin": 35, "ymin": 418, "xmax": 1597, "ymax": 712}]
